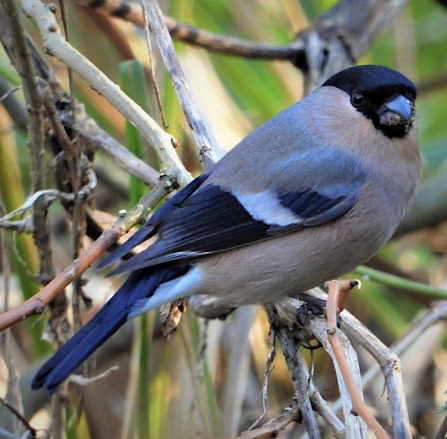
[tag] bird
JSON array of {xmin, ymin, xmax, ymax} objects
[{"xmin": 32, "ymin": 65, "xmax": 421, "ymax": 395}]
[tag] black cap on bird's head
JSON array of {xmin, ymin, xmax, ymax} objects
[{"xmin": 323, "ymin": 65, "xmax": 417, "ymax": 139}]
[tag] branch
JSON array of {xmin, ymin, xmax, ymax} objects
[
  {"xmin": 78, "ymin": 121, "xmax": 160, "ymax": 187},
  {"xmin": 25, "ymin": 36, "xmax": 161, "ymax": 188},
  {"xmin": 142, "ymin": 0, "xmax": 216, "ymax": 169},
  {"xmin": 264, "ymin": 307, "xmax": 321, "ymax": 437},
  {"xmin": 325, "ymin": 280, "xmax": 390, "ymax": 439},
  {"xmin": 0, "ymin": 175, "xmax": 176, "ymax": 331},
  {"xmin": 20, "ymin": 0, "xmax": 191, "ymax": 188},
  {"xmin": 0, "ymin": 0, "xmax": 58, "ymax": 287},
  {"xmin": 233, "ymin": 405, "xmax": 301, "ymax": 439},
  {"xmin": 75, "ymin": 0, "xmax": 411, "ymax": 94},
  {"xmin": 76, "ymin": 0, "xmax": 305, "ymax": 60}
]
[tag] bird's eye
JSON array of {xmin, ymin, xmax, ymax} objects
[{"xmin": 351, "ymin": 91, "xmax": 364, "ymax": 107}]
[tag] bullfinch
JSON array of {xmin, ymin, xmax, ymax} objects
[{"xmin": 32, "ymin": 65, "xmax": 421, "ymax": 394}]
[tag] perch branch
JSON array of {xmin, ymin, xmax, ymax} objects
[
  {"xmin": 325, "ymin": 280, "xmax": 390, "ymax": 439},
  {"xmin": 265, "ymin": 306, "xmax": 321, "ymax": 438}
]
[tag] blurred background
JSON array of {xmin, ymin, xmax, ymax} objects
[{"xmin": 1, "ymin": 0, "xmax": 447, "ymax": 438}]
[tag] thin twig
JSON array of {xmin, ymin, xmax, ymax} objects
[
  {"xmin": 0, "ymin": 175, "xmax": 177, "ymax": 331},
  {"xmin": 0, "ymin": 398, "xmax": 37, "ymax": 437},
  {"xmin": 25, "ymin": 32, "xmax": 162, "ymax": 188},
  {"xmin": 0, "ymin": 0, "xmax": 56, "ymax": 288},
  {"xmin": 0, "ymin": 201, "xmax": 23, "ymax": 436},
  {"xmin": 78, "ymin": 122, "xmax": 160, "ymax": 187},
  {"xmin": 0, "ymin": 190, "xmax": 86, "ymax": 226},
  {"xmin": 142, "ymin": 0, "xmax": 216, "ymax": 169},
  {"xmin": 248, "ymin": 327, "xmax": 276, "ymax": 431},
  {"xmin": 233, "ymin": 405, "xmax": 301, "ymax": 439},
  {"xmin": 265, "ymin": 306, "xmax": 321, "ymax": 438}
]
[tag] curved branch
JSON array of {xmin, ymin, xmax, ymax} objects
[{"xmin": 77, "ymin": 0, "xmax": 305, "ymax": 60}]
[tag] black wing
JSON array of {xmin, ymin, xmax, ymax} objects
[{"xmin": 105, "ymin": 179, "xmax": 362, "ymax": 275}]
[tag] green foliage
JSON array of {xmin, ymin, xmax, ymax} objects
[
  {"xmin": 1, "ymin": 0, "xmax": 447, "ymax": 437},
  {"xmin": 120, "ymin": 60, "xmax": 153, "ymax": 205}
]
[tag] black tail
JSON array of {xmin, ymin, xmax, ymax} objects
[{"xmin": 32, "ymin": 266, "xmax": 183, "ymax": 394}]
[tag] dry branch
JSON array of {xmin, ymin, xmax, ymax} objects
[
  {"xmin": 0, "ymin": 176, "xmax": 176, "ymax": 331},
  {"xmin": 19, "ymin": 0, "xmax": 191, "ymax": 187},
  {"xmin": 142, "ymin": 0, "xmax": 216, "ymax": 169},
  {"xmin": 325, "ymin": 281, "xmax": 390, "ymax": 439}
]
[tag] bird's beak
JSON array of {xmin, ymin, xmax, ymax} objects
[{"xmin": 378, "ymin": 95, "xmax": 414, "ymax": 132}]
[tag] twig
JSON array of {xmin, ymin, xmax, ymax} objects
[
  {"xmin": 265, "ymin": 306, "xmax": 321, "ymax": 439},
  {"xmin": 0, "ymin": 0, "xmax": 45, "ymax": 194},
  {"xmin": 325, "ymin": 280, "xmax": 390, "ymax": 439},
  {"xmin": 302, "ymin": 287, "xmax": 423, "ymax": 438},
  {"xmin": 142, "ymin": 0, "xmax": 216, "ymax": 169},
  {"xmin": 340, "ymin": 310, "xmax": 422, "ymax": 439},
  {"xmin": 0, "ymin": 78, "xmax": 27, "ymax": 132},
  {"xmin": 307, "ymin": 388, "xmax": 346, "ymax": 439},
  {"xmin": 25, "ymin": 32, "xmax": 162, "ymax": 188},
  {"xmin": 248, "ymin": 327, "xmax": 276, "ymax": 431},
  {"xmin": 270, "ymin": 309, "xmax": 347, "ymax": 438},
  {"xmin": 19, "ymin": 0, "xmax": 191, "ymax": 187},
  {"xmin": 0, "ymin": 398, "xmax": 37, "ymax": 437},
  {"xmin": 146, "ymin": 28, "xmax": 168, "ymax": 129},
  {"xmin": 0, "ymin": 86, "xmax": 23, "ymax": 104},
  {"xmin": 68, "ymin": 366, "xmax": 119, "ymax": 387},
  {"xmin": 0, "ymin": 201, "xmax": 23, "ymax": 436},
  {"xmin": 298, "ymin": 310, "xmax": 366, "ymax": 438},
  {"xmin": 0, "ymin": 0, "xmax": 57, "ymax": 288},
  {"xmin": 233, "ymin": 405, "xmax": 301, "ymax": 439},
  {"xmin": 78, "ymin": 122, "xmax": 160, "ymax": 187},
  {"xmin": 0, "ymin": 190, "xmax": 84, "ymax": 225},
  {"xmin": 76, "ymin": 0, "xmax": 304, "ymax": 60},
  {"xmin": 0, "ymin": 175, "xmax": 176, "ymax": 331}
]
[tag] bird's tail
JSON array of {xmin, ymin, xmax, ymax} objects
[{"xmin": 32, "ymin": 266, "xmax": 184, "ymax": 395}]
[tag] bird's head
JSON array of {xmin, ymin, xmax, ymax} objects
[{"xmin": 323, "ymin": 65, "xmax": 417, "ymax": 139}]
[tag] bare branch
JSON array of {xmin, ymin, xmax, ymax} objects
[
  {"xmin": 76, "ymin": 0, "xmax": 305, "ymax": 60},
  {"xmin": 19, "ymin": 0, "xmax": 191, "ymax": 187},
  {"xmin": 142, "ymin": 0, "xmax": 216, "ymax": 169},
  {"xmin": 324, "ymin": 280, "xmax": 390, "ymax": 439},
  {"xmin": 0, "ymin": 175, "xmax": 176, "ymax": 331},
  {"xmin": 265, "ymin": 306, "xmax": 321, "ymax": 437}
]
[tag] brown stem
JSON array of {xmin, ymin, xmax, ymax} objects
[
  {"xmin": 0, "ymin": 176, "xmax": 175, "ymax": 331},
  {"xmin": 326, "ymin": 280, "xmax": 391, "ymax": 439}
]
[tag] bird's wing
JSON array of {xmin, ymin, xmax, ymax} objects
[
  {"xmin": 105, "ymin": 147, "xmax": 367, "ymax": 275},
  {"xmin": 97, "ymin": 172, "xmax": 210, "ymax": 270}
]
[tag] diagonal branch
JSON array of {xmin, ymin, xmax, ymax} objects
[
  {"xmin": 0, "ymin": 175, "xmax": 176, "ymax": 332},
  {"xmin": 20, "ymin": 0, "xmax": 191, "ymax": 187},
  {"xmin": 142, "ymin": 0, "xmax": 216, "ymax": 169}
]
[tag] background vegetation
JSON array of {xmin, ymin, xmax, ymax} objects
[{"xmin": 1, "ymin": 0, "xmax": 447, "ymax": 438}]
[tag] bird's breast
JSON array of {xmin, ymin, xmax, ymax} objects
[{"xmin": 195, "ymin": 187, "xmax": 401, "ymax": 307}]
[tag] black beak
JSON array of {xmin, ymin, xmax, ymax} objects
[{"xmin": 378, "ymin": 95, "xmax": 414, "ymax": 133}]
